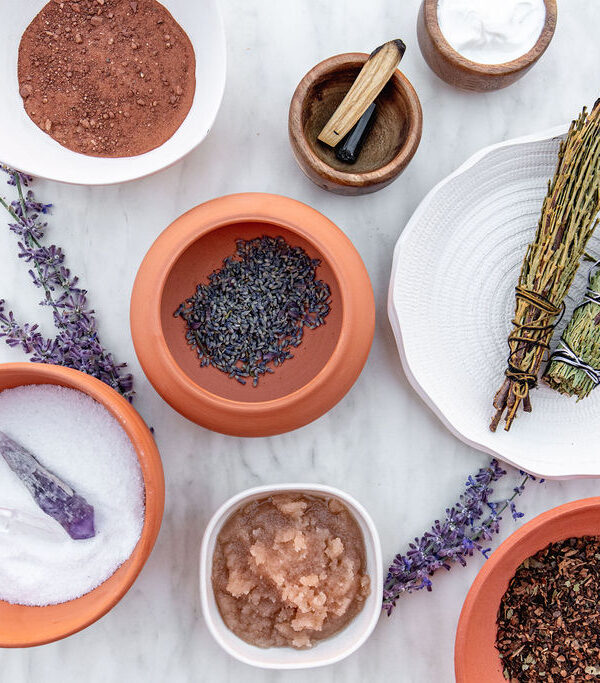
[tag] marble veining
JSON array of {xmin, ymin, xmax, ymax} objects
[{"xmin": 1, "ymin": 0, "xmax": 599, "ymax": 681}]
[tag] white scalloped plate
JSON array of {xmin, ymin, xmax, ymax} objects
[{"xmin": 389, "ymin": 124, "xmax": 600, "ymax": 479}]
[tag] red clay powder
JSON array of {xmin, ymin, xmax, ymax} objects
[{"xmin": 18, "ymin": 0, "xmax": 196, "ymax": 157}]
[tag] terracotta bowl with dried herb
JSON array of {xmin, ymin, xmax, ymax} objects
[
  {"xmin": 455, "ymin": 498, "xmax": 600, "ymax": 682},
  {"xmin": 130, "ymin": 193, "xmax": 375, "ymax": 437}
]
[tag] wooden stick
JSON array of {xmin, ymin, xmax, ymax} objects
[{"xmin": 317, "ymin": 39, "xmax": 405, "ymax": 148}]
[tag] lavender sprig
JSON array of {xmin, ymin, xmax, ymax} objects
[
  {"xmin": 383, "ymin": 460, "xmax": 538, "ymax": 615},
  {"xmin": 0, "ymin": 167, "xmax": 134, "ymax": 400}
]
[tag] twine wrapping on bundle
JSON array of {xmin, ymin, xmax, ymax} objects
[
  {"xmin": 548, "ymin": 338, "xmax": 600, "ymax": 387},
  {"xmin": 544, "ymin": 264, "xmax": 600, "ymax": 398},
  {"xmin": 498, "ymin": 287, "xmax": 564, "ymax": 427}
]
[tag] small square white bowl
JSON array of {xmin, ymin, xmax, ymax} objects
[{"xmin": 199, "ymin": 483, "xmax": 383, "ymax": 670}]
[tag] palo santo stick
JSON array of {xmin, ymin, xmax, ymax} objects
[{"xmin": 317, "ymin": 39, "xmax": 405, "ymax": 148}]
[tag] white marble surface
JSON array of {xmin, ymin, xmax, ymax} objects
[{"xmin": 1, "ymin": 0, "xmax": 599, "ymax": 680}]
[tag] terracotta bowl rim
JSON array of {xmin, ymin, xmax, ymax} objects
[
  {"xmin": 0, "ymin": 362, "xmax": 165, "ymax": 647},
  {"xmin": 130, "ymin": 193, "xmax": 375, "ymax": 436},
  {"xmin": 422, "ymin": 0, "xmax": 557, "ymax": 75},
  {"xmin": 288, "ymin": 52, "xmax": 423, "ymax": 188},
  {"xmin": 455, "ymin": 496, "xmax": 600, "ymax": 682}
]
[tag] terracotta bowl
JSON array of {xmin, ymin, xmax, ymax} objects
[
  {"xmin": 455, "ymin": 497, "xmax": 600, "ymax": 681},
  {"xmin": 418, "ymin": 0, "xmax": 557, "ymax": 92},
  {"xmin": 130, "ymin": 193, "xmax": 375, "ymax": 437},
  {"xmin": 0, "ymin": 362, "xmax": 164, "ymax": 648},
  {"xmin": 289, "ymin": 53, "xmax": 422, "ymax": 195}
]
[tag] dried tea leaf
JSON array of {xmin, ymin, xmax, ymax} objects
[{"xmin": 496, "ymin": 536, "xmax": 600, "ymax": 681}]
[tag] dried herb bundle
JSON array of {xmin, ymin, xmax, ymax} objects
[
  {"xmin": 491, "ymin": 101, "xmax": 600, "ymax": 432},
  {"xmin": 543, "ymin": 265, "xmax": 600, "ymax": 399}
]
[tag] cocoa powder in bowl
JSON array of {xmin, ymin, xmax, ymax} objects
[{"xmin": 18, "ymin": 0, "xmax": 195, "ymax": 158}]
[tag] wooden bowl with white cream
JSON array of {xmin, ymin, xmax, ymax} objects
[{"xmin": 417, "ymin": 0, "xmax": 557, "ymax": 92}]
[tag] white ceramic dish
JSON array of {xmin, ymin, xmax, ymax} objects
[
  {"xmin": 199, "ymin": 483, "xmax": 383, "ymax": 670},
  {"xmin": 389, "ymin": 123, "xmax": 600, "ymax": 480},
  {"xmin": 0, "ymin": 0, "xmax": 226, "ymax": 185}
]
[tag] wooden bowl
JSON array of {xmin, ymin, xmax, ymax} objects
[
  {"xmin": 289, "ymin": 53, "xmax": 422, "ymax": 196},
  {"xmin": 0, "ymin": 363, "xmax": 164, "ymax": 647},
  {"xmin": 455, "ymin": 497, "xmax": 600, "ymax": 681},
  {"xmin": 130, "ymin": 193, "xmax": 375, "ymax": 437},
  {"xmin": 418, "ymin": 0, "xmax": 557, "ymax": 92}
]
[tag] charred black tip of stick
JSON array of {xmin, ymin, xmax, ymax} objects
[
  {"xmin": 369, "ymin": 43, "xmax": 384, "ymax": 58},
  {"xmin": 392, "ymin": 39, "xmax": 407, "ymax": 59},
  {"xmin": 369, "ymin": 39, "xmax": 406, "ymax": 60}
]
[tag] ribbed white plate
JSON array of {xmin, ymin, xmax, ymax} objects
[{"xmin": 389, "ymin": 124, "xmax": 600, "ymax": 479}]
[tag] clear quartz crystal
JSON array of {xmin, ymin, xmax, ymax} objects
[{"xmin": 0, "ymin": 507, "xmax": 64, "ymax": 541}]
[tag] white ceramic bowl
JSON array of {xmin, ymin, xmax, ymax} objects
[
  {"xmin": 199, "ymin": 483, "xmax": 383, "ymax": 670},
  {"xmin": 0, "ymin": 0, "xmax": 226, "ymax": 185},
  {"xmin": 387, "ymin": 123, "xmax": 600, "ymax": 479}
]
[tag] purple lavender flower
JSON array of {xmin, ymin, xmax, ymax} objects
[
  {"xmin": 383, "ymin": 459, "xmax": 534, "ymax": 615},
  {"xmin": 0, "ymin": 167, "xmax": 134, "ymax": 400}
]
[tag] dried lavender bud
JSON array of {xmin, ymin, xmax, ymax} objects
[
  {"xmin": 0, "ymin": 431, "xmax": 95, "ymax": 540},
  {"xmin": 174, "ymin": 235, "xmax": 331, "ymax": 386}
]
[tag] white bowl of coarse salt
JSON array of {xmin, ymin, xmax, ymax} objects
[
  {"xmin": 417, "ymin": 0, "xmax": 557, "ymax": 91},
  {"xmin": 0, "ymin": 363, "xmax": 164, "ymax": 647}
]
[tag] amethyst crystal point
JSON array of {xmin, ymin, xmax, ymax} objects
[{"xmin": 0, "ymin": 430, "xmax": 95, "ymax": 540}]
